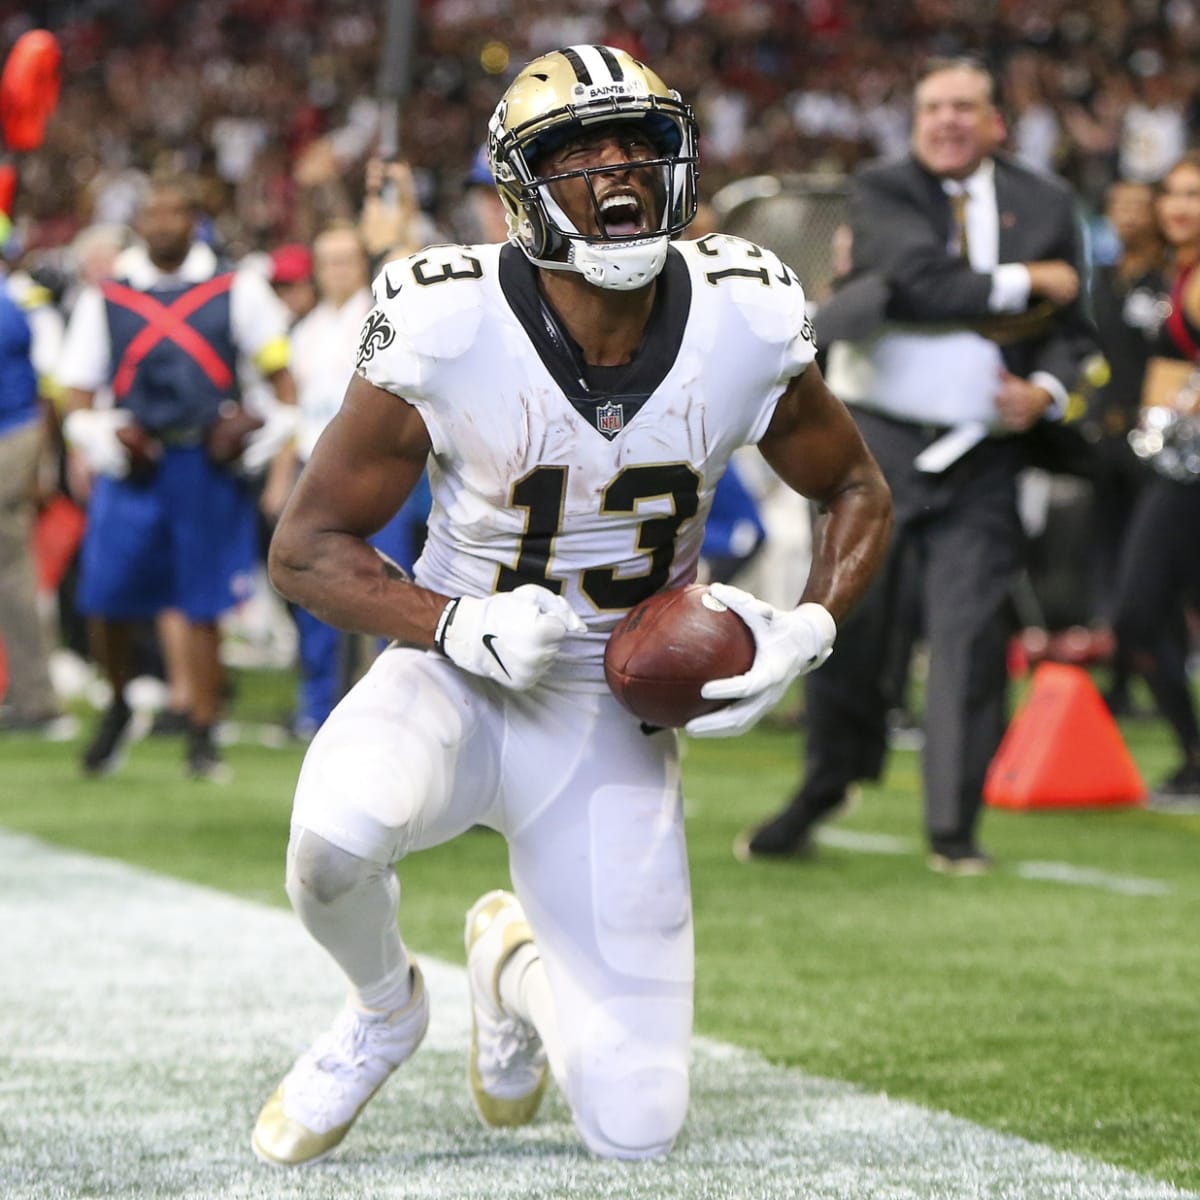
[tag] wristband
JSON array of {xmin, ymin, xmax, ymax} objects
[{"xmin": 434, "ymin": 597, "xmax": 461, "ymax": 654}]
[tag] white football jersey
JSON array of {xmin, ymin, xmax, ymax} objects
[{"xmin": 355, "ymin": 236, "xmax": 816, "ymax": 687}]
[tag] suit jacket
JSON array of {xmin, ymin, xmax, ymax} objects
[{"xmin": 814, "ymin": 153, "xmax": 1095, "ymax": 400}]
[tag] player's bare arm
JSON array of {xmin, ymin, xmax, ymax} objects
[
  {"xmin": 757, "ymin": 360, "xmax": 892, "ymax": 621},
  {"xmin": 686, "ymin": 361, "xmax": 890, "ymax": 740},
  {"xmin": 268, "ymin": 372, "xmax": 447, "ymax": 647}
]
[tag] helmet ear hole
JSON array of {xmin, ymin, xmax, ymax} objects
[{"xmin": 519, "ymin": 202, "xmax": 556, "ymax": 260}]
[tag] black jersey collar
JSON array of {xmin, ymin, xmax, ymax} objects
[{"xmin": 498, "ymin": 243, "xmax": 691, "ymax": 440}]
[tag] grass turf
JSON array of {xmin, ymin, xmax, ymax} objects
[{"xmin": 2, "ymin": 666, "xmax": 1197, "ymax": 1191}]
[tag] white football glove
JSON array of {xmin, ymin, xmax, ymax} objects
[
  {"xmin": 62, "ymin": 408, "xmax": 134, "ymax": 479},
  {"xmin": 435, "ymin": 584, "xmax": 586, "ymax": 691},
  {"xmin": 685, "ymin": 582, "xmax": 836, "ymax": 739}
]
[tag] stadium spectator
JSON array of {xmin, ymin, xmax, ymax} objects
[
  {"xmin": 282, "ymin": 220, "xmax": 429, "ymax": 739},
  {"xmin": 1117, "ymin": 54, "xmax": 1190, "ymax": 187},
  {"xmin": 0, "ymin": 274, "xmax": 68, "ymax": 736},
  {"xmin": 1115, "ymin": 152, "xmax": 1200, "ymax": 810},
  {"xmin": 58, "ymin": 176, "xmax": 296, "ymax": 780},
  {"xmin": 737, "ymin": 55, "xmax": 1095, "ymax": 874},
  {"xmin": 250, "ymin": 44, "xmax": 889, "ymax": 1168},
  {"xmin": 281, "ymin": 224, "xmax": 372, "ymax": 738},
  {"xmin": 267, "ymin": 242, "xmax": 317, "ymax": 325},
  {"xmin": 11, "ymin": 2, "xmax": 1200, "ymax": 265},
  {"xmin": 64, "ymin": 223, "xmax": 132, "ymax": 315},
  {"xmin": 1004, "ymin": 51, "xmax": 1061, "ymax": 176},
  {"xmin": 358, "ymin": 157, "xmax": 437, "ymax": 267},
  {"xmin": 1085, "ymin": 179, "xmax": 1166, "ymax": 715},
  {"xmin": 457, "ymin": 145, "xmax": 510, "ymax": 244}
]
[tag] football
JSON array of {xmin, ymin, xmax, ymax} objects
[{"xmin": 604, "ymin": 584, "xmax": 756, "ymax": 728}]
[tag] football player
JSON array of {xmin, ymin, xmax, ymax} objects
[{"xmin": 252, "ymin": 44, "xmax": 891, "ymax": 1166}]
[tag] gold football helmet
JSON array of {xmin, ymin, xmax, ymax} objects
[{"xmin": 487, "ymin": 45, "xmax": 699, "ymax": 290}]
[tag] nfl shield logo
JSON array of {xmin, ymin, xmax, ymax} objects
[{"xmin": 596, "ymin": 401, "xmax": 624, "ymax": 436}]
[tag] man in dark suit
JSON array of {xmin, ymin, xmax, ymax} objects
[{"xmin": 738, "ymin": 56, "xmax": 1095, "ymax": 873}]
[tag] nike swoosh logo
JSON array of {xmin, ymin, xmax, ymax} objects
[
  {"xmin": 384, "ymin": 277, "xmax": 402, "ymax": 299},
  {"xmin": 481, "ymin": 634, "xmax": 510, "ymax": 678}
]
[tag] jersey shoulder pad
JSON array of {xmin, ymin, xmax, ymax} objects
[
  {"xmin": 357, "ymin": 243, "xmax": 500, "ymax": 398},
  {"xmin": 676, "ymin": 234, "xmax": 816, "ymax": 364},
  {"xmin": 370, "ymin": 243, "xmax": 497, "ymax": 345}
]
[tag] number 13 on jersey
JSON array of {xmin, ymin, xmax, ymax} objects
[{"xmin": 496, "ymin": 462, "xmax": 701, "ymax": 612}]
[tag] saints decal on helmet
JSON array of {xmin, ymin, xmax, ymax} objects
[{"xmin": 487, "ymin": 45, "xmax": 699, "ymax": 291}]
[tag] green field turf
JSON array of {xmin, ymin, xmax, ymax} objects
[{"xmin": 2, "ymin": 666, "xmax": 1197, "ymax": 1193}]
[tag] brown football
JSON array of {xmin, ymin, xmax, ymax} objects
[{"xmin": 604, "ymin": 584, "xmax": 756, "ymax": 728}]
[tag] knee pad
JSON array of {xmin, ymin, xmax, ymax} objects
[
  {"xmin": 570, "ymin": 996, "xmax": 690, "ymax": 1160},
  {"xmin": 286, "ymin": 827, "xmax": 381, "ymax": 907},
  {"xmin": 590, "ymin": 785, "xmax": 692, "ymax": 985},
  {"xmin": 575, "ymin": 1062, "xmax": 689, "ymax": 1160}
]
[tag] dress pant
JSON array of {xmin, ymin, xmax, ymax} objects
[
  {"xmin": 801, "ymin": 408, "xmax": 1025, "ymax": 845},
  {"xmin": 0, "ymin": 418, "xmax": 58, "ymax": 717}
]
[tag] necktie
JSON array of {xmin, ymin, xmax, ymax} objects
[{"xmin": 948, "ymin": 188, "xmax": 971, "ymax": 264}]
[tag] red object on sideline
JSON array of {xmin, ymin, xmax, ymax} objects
[
  {"xmin": 34, "ymin": 493, "xmax": 86, "ymax": 593},
  {"xmin": 0, "ymin": 30, "xmax": 62, "ymax": 152},
  {"xmin": 985, "ymin": 663, "xmax": 1145, "ymax": 809}
]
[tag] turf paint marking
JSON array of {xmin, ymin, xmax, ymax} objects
[
  {"xmin": 814, "ymin": 826, "xmax": 1172, "ymax": 896},
  {"xmin": 815, "ymin": 827, "xmax": 915, "ymax": 855},
  {"xmin": 1, "ymin": 829, "xmax": 1193, "ymax": 1200},
  {"xmin": 1015, "ymin": 860, "xmax": 1173, "ymax": 897}
]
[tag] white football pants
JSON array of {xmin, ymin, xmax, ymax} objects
[{"xmin": 289, "ymin": 645, "xmax": 694, "ymax": 1159}]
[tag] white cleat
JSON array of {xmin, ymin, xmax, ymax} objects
[
  {"xmin": 464, "ymin": 890, "xmax": 548, "ymax": 1128},
  {"xmin": 251, "ymin": 964, "xmax": 429, "ymax": 1166}
]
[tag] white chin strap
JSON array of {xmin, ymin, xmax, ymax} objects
[
  {"xmin": 526, "ymin": 192, "xmax": 669, "ymax": 290},
  {"xmin": 537, "ymin": 236, "xmax": 669, "ymax": 290}
]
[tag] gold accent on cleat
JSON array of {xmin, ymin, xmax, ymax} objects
[
  {"xmin": 468, "ymin": 1039, "xmax": 548, "ymax": 1128},
  {"xmin": 465, "ymin": 890, "xmax": 549, "ymax": 1128},
  {"xmin": 251, "ymin": 1084, "xmax": 357, "ymax": 1167},
  {"xmin": 251, "ymin": 965, "xmax": 428, "ymax": 1167},
  {"xmin": 466, "ymin": 892, "xmax": 538, "ymax": 1002}
]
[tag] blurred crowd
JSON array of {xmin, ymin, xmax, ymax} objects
[
  {"xmin": 0, "ymin": 0, "xmax": 1198, "ymax": 793},
  {"xmin": 5, "ymin": 0, "xmax": 1200, "ymax": 268}
]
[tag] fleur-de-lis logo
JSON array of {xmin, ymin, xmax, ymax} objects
[{"xmin": 356, "ymin": 309, "xmax": 396, "ymax": 367}]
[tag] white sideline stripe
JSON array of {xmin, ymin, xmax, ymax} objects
[
  {"xmin": 1016, "ymin": 861, "xmax": 1173, "ymax": 897},
  {"xmin": 815, "ymin": 827, "xmax": 917, "ymax": 855},
  {"xmin": 815, "ymin": 827, "xmax": 1172, "ymax": 895},
  {"xmin": 1, "ymin": 829, "xmax": 1193, "ymax": 1200}
]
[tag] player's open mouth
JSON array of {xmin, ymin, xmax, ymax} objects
[{"xmin": 598, "ymin": 191, "xmax": 646, "ymax": 237}]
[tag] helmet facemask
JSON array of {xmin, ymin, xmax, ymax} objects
[{"xmin": 489, "ymin": 47, "xmax": 699, "ymax": 290}]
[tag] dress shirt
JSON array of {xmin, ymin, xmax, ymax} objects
[
  {"xmin": 826, "ymin": 157, "xmax": 1068, "ymax": 446},
  {"xmin": 942, "ymin": 161, "xmax": 1031, "ymax": 314}
]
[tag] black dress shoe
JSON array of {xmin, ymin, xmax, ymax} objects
[
  {"xmin": 927, "ymin": 838, "xmax": 993, "ymax": 876},
  {"xmin": 733, "ymin": 806, "xmax": 817, "ymax": 861},
  {"xmin": 734, "ymin": 785, "xmax": 853, "ymax": 861}
]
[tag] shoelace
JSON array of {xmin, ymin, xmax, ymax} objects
[
  {"xmin": 286, "ymin": 1010, "xmax": 392, "ymax": 1130},
  {"xmin": 481, "ymin": 1014, "xmax": 543, "ymax": 1078},
  {"xmin": 313, "ymin": 1009, "xmax": 373, "ymax": 1075}
]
